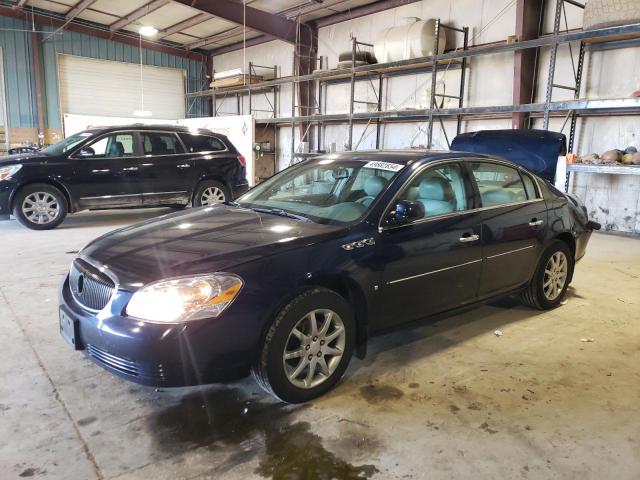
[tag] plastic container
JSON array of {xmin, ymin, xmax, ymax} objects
[{"xmin": 374, "ymin": 19, "xmax": 446, "ymax": 63}]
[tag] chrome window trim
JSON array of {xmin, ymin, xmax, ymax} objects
[
  {"xmin": 486, "ymin": 244, "xmax": 536, "ymax": 260},
  {"xmin": 387, "ymin": 259, "xmax": 483, "ymax": 285},
  {"xmin": 138, "ymin": 130, "xmax": 190, "ymax": 157},
  {"xmin": 378, "ymin": 157, "xmax": 547, "ymax": 233},
  {"xmin": 69, "ymin": 130, "xmax": 137, "ymax": 160},
  {"xmin": 377, "ymin": 158, "xmax": 470, "ymax": 233}
]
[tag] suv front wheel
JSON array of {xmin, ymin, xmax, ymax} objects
[{"xmin": 13, "ymin": 183, "xmax": 68, "ymax": 230}]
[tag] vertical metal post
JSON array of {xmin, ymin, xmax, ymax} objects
[
  {"xmin": 375, "ymin": 73, "xmax": 383, "ymax": 149},
  {"xmin": 273, "ymin": 65, "xmax": 278, "ymax": 118},
  {"xmin": 347, "ymin": 37, "xmax": 357, "ymax": 150},
  {"xmin": 291, "ymin": 55, "xmax": 296, "ymax": 163},
  {"xmin": 543, "ymin": 0, "xmax": 564, "ymax": 129},
  {"xmin": 237, "ymin": 94, "xmax": 241, "ymax": 115},
  {"xmin": 565, "ymin": 41, "xmax": 586, "ymax": 193},
  {"xmin": 248, "ymin": 61, "xmax": 253, "ymax": 116},
  {"xmin": 427, "ymin": 19, "xmax": 440, "ymax": 148},
  {"xmin": 316, "ymin": 56, "xmax": 323, "ymax": 151},
  {"xmin": 457, "ymin": 26, "xmax": 469, "ymax": 136}
]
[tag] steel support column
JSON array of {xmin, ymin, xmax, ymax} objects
[{"xmin": 512, "ymin": 0, "xmax": 544, "ymax": 129}]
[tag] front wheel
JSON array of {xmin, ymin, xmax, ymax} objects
[
  {"xmin": 252, "ymin": 288, "xmax": 355, "ymax": 403},
  {"xmin": 13, "ymin": 183, "xmax": 68, "ymax": 230},
  {"xmin": 193, "ymin": 180, "xmax": 229, "ymax": 207},
  {"xmin": 521, "ymin": 240, "xmax": 574, "ymax": 310}
]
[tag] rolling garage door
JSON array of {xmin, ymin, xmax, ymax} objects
[{"xmin": 58, "ymin": 54, "xmax": 186, "ymax": 119}]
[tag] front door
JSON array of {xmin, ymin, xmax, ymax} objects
[
  {"xmin": 136, "ymin": 131, "xmax": 195, "ymax": 206},
  {"xmin": 374, "ymin": 162, "xmax": 483, "ymax": 329},
  {"xmin": 69, "ymin": 131, "xmax": 142, "ymax": 209},
  {"xmin": 467, "ymin": 160, "xmax": 548, "ymax": 298}
]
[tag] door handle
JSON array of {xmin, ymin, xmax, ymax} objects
[
  {"xmin": 459, "ymin": 234, "xmax": 480, "ymax": 243},
  {"xmin": 177, "ymin": 164, "xmax": 191, "ymax": 169},
  {"xmin": 122, "ymin": 167, "xmax": 139, "ymax": 172},
  {"xmin": 529, "ymin": 219, "xmax": 544, "ymax": 227}
]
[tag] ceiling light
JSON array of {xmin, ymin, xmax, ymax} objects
[{"xmin": 139, "ymin": 26, "xmax": 158, "ymax": 37}]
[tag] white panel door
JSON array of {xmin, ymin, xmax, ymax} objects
[{"xmin": 58, "ymin": 54, "xmax": 186, "ymax": 119}]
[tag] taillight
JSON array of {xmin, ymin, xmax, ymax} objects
[{"xmin": 237, "ymin": 155, "xmax": 246, "ymax": 167}]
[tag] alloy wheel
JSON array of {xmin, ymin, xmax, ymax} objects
[
  {"xmin": 22, "ymin": 192, "xmax": 60, "ymax": 225},
  {"xmin": 543, "ymin": 251, "xmax": 568, "ymax": 301},
  {"xmin": 283, "ymin": 309, "xmax": 346, "ymax": 389},
  {"xmin": 200, "ymin": 187, "xmax": 226, "ymax": 206}
]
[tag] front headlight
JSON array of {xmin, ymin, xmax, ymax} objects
[
  {"xmin": 126, "ymin": 274, "xmax": 243, "ymax": 323},
  {"xmin": 0, "ymin": 165, "xmax": 22, "ymax": 181}
]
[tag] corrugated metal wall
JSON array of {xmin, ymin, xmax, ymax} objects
[
  {"xmin": 0, "ymin": 15, "xmax": 208, "ymax": 132},
  {"xmin": 0, "ymin": 16, "xmax": 37, "ymax": 129}
]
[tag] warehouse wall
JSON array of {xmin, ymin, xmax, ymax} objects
[
  {"xmin": 211, "ymin": 0, "xmax": 640, "ymax": 233},
  {"xmin": 0, "ymin": 15, "xmax": 208, "ymax": 147}
]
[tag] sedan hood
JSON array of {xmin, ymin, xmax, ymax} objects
[{"xmin": 82, "ymin": 205, "xmax": 343, "ymax": 288}]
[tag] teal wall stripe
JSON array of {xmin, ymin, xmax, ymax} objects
[{"xmin": 0, "ymin": 15, "xmax": 208, "ymax": 132}]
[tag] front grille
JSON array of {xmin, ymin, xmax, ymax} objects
[
  {"xmin": 86, "ymin": 344, "xmax": 139, "ymax": 377},
  {"xmin": 69, "ymin": 259, "xmax": 116, "ymax": 311}
]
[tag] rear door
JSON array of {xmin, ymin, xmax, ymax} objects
[
  {"xmin": 375, "ymin": 161, "xmax": 483, "ymax": 328},
  {"xmin": 136, "ymin": 131, "xmax": 195, "ymax": 206},
  {"xmin": 467, "ymin": 160, "xmax": 548, "ymax": 298},
  {"xmin": 69, "ymin": 131, "xmax": 142, "ymax": 209}
]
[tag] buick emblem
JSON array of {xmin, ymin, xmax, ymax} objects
[{"xmin": 77, "ymin": 274, "xmax": 85, "ymax": 294}]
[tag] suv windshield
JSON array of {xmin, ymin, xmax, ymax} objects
[
  {"xmin": 40, "ymin": 131, "xmax": 95, "ymax": 156},
  {"xmin": 237, "ymin": 157, "xmax": 404, "ymax": 224}
]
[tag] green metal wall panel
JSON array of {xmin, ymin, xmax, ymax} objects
[
  {"xmin": 0, "ymin": 16, "xmax": 37, "ymax": 128},
  {"xmin": 0, "ymin": 15, "xmax": 208, "ymax": 132}
]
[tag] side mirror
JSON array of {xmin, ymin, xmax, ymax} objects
[
  {"xmin": 76, "ymin": 147, "xmax": 95, "ymax": 158},
  {"xmin": 387, "ymin": 200, "xmax": 425, "ymax": 226}
]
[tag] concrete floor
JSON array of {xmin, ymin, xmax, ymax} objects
[{"xmin": 0, "ymin": 209, "xmax": 639, "ymax": 480}]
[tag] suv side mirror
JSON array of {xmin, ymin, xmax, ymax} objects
[
  {"xmin": 76, "ymin": 147, "xmax": 95, "ymax": 158},
  {"xmin": 386, "ymin": 200, "xmax": 425, "ymax": 226}
]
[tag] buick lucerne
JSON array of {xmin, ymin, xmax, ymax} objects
[{"xmin": 59, "ymin": 141, "xmax": 599, "ymax": 403}]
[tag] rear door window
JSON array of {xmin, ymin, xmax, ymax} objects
[
  {"xmin": 469, "ymin": 162, "xmax": 528, "ymax": 207},
  {"xmin": 520, "ymin": 171, "xmax": 539, "ymax": 200},
  {"xmin": 141, "ymin": 132, "xmax": 185, "ymax": 156},
  {"xmin": 179, "ymin": 133, "xmax": 226, "ymax": 153}
]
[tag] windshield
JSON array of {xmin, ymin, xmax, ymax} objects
[
  {"xmin": 40, "ymin": 131, "xmax": 95, "ymax": 156},
  {"xmin": 237, "ymin": 157, "xmax": 405, "ymax": 224}
]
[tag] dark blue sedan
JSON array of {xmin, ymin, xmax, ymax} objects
[{"xmin": 59, "ymin": 143, "xmax": 599, "ymax": 403}]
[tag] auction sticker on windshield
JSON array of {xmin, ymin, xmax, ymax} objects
[{"xmin": 363, "ymin": 161, "xmax": 404, "ymax": 172}]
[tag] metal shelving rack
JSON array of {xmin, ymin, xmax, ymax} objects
[
  {"xmin": 211, "ymin": 62, "xmax": 279, "ymax": 117},
  {"xmin": 190, "ymin": 7, "xmax": 640, "ymax": 167}
]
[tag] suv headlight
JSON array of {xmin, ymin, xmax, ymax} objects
[
  {"xmin": 0, "ymin": 165, "xmax": 22, "ymax": 181},
  {"xmin": 126, "ymin": 274, "xmax": 243, "ymax": 323}
]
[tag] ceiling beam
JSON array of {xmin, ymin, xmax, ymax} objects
[
  {"xmin": 313, "ymin": 0, "xmax": 422, "ymax": 28},
  {"xmin": 65, "ymin": 0, "xmax": 98, "ymax": 21},
  {"xmin": 199, "ymin": 32, "xmax": 275, "ymax": 52},
  {"xmin": 109, "ymin": 0, "xmax": 171, "ymax": 32},
  {"xmin": 173, "ymin": 0, "xmax": 310, "ymax": 46},
  {"xmin": 156, "ymin": 12, "xmax": 211, "ymax": 40},
  {"xmin": 0, "ymin": 5, "xmax": 206, "ymax": 61}
]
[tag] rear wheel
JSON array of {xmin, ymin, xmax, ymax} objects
[
  {"xmin": 252, "ymin": 288, "xmax": 355, "ymax": 403},
  {"xmin": 13, "ymin": 183, "xmax": 68, "ymax": 230},
  {"xmin": 193, "ymin": 180, "xmax": 229, "ymax": 207},
  {"xmin": 521, "ymin": 240, "xmax": 574, "ymax": 310}
]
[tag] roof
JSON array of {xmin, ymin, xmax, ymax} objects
[
  {"xmin": 83, "ymin": 124, "xmax": 224, "ymax": 136},
  {"xmin": 10, "ymin": 0, "xmax": 384, "ymax": 52},
  {"xmin": 313, "ymin": 150, "xmax": 488, "ymax": 165}
]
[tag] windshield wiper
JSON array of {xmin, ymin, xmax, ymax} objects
[{"xmin": 251, "ymin": 207, "xmax": 310, "ymax": 222}]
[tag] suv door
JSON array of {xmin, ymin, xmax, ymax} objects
[
  {"xmin": 375, "ymin": 161, "xmax": 483, "ymax": 328},
  {"xmin": 69, "ymin": 131, "xmax": 142, "ymax": 209},
  {"xmin": 136, "ymin": 131, "xmax": 195, "ymax": 206},
  {"xmin": 467, "ymin": 160, "xmax": 548, "ymax": 298}
]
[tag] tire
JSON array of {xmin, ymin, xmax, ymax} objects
[
  {"xmin": 521, "ymin": 240, "xmax": 574, "ymax": 310},
  {"xmin": 338, "ymin": 50, "xmax": 377, "ymax": 64},
  {"xmin": 13, "ymin": 183, "xmax": 68, "ymax": 230},
  {"xmin": 193, "ymin": 180, "xmax": 230, "ymax": 207},
  {"xmin": 252, "ymin": 288, "xmax": 355, "ymax": 403}
]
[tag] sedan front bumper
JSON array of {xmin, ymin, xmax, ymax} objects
[{"xmin": 59, "ymin": 276, "xmax": 254, "ymax": 387}]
